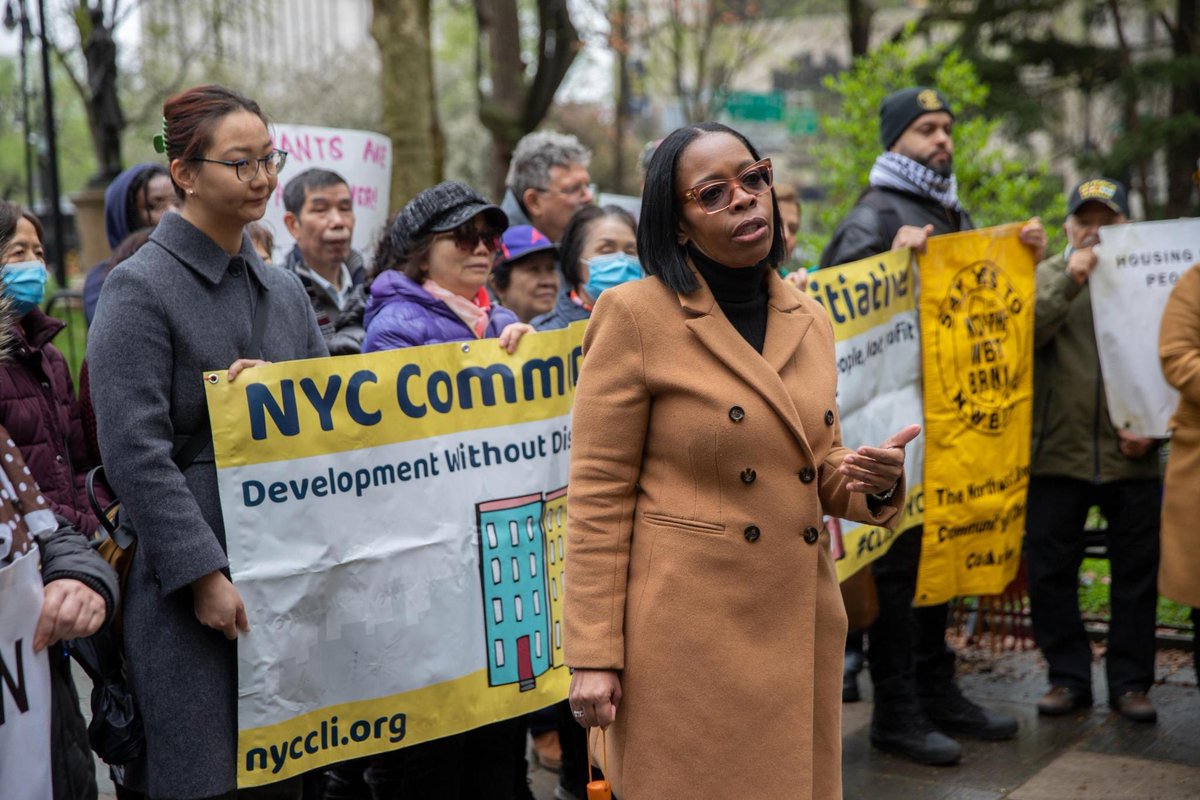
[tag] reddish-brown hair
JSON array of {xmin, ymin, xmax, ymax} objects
[{"xmin": 162, "ymin": 84, "xmax": 269, "ymax": 200}]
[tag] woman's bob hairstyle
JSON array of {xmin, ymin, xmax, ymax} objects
[{"xmin": 637, "ymin": 122, "xmax": 787, "ymax": 294}]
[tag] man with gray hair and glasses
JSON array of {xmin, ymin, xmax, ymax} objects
[{"xmin": 501, "ymin": 131, "xmax": 595, "ymax": 242}]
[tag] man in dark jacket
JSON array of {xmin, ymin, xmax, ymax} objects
[
  {"xmin": 821, "ymin": 87, "xmax": 1047, "ymax": 766},
  {"xmin": 1026, "ymin": 179, "xmax": 1162, "ymax": 723},
  {"xmin": 282, "ymin": 168, "xmax": 367, "ymax": 355}
]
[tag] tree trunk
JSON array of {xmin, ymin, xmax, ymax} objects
[
  {"xmin": 372, "ymin": 0, "xmax": 443, "ymax": 209},
  {"xmin": 847, "ymin": 0, "xmax": 875, "ymax": 58},
  {"xmin": 1164, "ymin": 0, "xmax": 1199, "ymax": 217},
  {"xmin": 475, "ymin": 0, "xmax": 580, "ymax": 199},
  {"xmin": 612, "ymin": 0, "xmax": 631, "ymax": 193}
]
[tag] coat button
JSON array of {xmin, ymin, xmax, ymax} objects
[
  {"xmin": 799, "ymin": 467, "xmax": 816, "ymax": 484},
  {"xmin": 740, "ymin": 468, "xmax": 756, "ymax": 484},
  {"xmin": 824, "ymin": 409, "xmax": 835, "ymax": 426},
  {"xmin": 803, "ymin": 526, "xmax": 820, "ymax": 544},
  {"xmin": 229, "ymin": 258, "xmax": 243, "ymax": 277},
  {"xmin": 729, "ymin": 406, "xmax": 745, "ymax": 423},
  {"xmin": 744, "ymin": 525, "xmax": 761, "ymax": 543},
  {"xmin": 55, "ymin": 454, "xmax": 64, "ymax": 464},
  {"xmin": 153, "ymin": 571, "xmax": 162, "ymax": 588},
  {"xmin": 40, "ymin": 381, "xmax": 50, "ymax": 390}
]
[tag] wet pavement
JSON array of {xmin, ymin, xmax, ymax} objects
[{"xmin": 90, "ymin": 646, "xmax": 1197, "ymax": 799}]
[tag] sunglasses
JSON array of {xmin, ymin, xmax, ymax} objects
[
  {"xmin": 682, "ymin": 158, "xmax": 774, "ymax": 215},
  {"xmin": 437, "ymin": 224, "xmax": 503, "ymax": 253}
]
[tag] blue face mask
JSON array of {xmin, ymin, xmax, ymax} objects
[
  {"xmin": 1, "ymin": 261, "xmax": 48, "ymax": 316},
  {"xmin": 584, "ymin": 252, "xmax": 642, "ymax": 301}
]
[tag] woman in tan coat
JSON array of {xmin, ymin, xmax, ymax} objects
[
  {"xmin": 1158, "ymin": 262, "xmax": 1200, "ymax": 629},
  {"xmin": 563, "ymin": 123, "xmax": 920, "ymax": 800}
]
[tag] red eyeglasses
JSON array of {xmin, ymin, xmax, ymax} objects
[{"xmin": 682, "ymin": 158, "xmax": 774, "ymax": 214}]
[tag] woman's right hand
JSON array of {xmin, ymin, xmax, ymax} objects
[
  {"xmin": 569, "ymin": 668, "xmax": 622, "ymax": 729},
  {"xmin": 192, "ymin": 570, "xmax": 250, "ymax": 640}
]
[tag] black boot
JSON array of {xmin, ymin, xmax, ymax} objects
[
  {"xmin": 844, "ymin": 631, "xmax": 865, "ymax": 703},
  {"xmin": 920, "ymin": 681, "xmax": 1018, "ymax": 741},
  {"xmin": 870, "ymin": 694, "xmax": 962, "ymax": 765}
]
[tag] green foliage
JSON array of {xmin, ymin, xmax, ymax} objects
[
  {"xmin": 1078, "ymin": 557, "xmax": 1194, "ymax": 629},
  {"xmin": 799, "ymin": 28, "xmax": 1065, "ymax": 262}
]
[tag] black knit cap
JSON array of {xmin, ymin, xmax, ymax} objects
[
  {"xmin": 388, "ymin": 181, "xmax": 508, "ymax": 258},
  {"xmin": 879, "ymin": 87, "xmax": 954, "ymax": 150}
]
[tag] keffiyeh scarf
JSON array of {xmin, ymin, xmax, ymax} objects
[{"xmin": 868, "ymin": 151, "xmax": 962, "ymax": 212}]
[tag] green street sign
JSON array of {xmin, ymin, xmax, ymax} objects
[
  {"xmin": 786, "ymin": 107, "xmax": 819, "ymax": 136},
  {"xmin": 722, "ymin": 91, "xmax": 786, "ymax": 123}
]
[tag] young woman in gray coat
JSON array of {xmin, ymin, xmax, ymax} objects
[{"xmin": 88, "ymin": 85, "xmax": 328, "ymax": 800}]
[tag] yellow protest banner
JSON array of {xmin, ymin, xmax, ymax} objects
[
  {"xmin": 915, "ymin": 224, "xmax": 1034, "ymax": 606},
  {"xmin": 203, "ymin": 325, "xmax": 584, "ymax": 787},
  {"xmin": 805, "ymin": 248, "xmax": 924, "ymax": 581}
]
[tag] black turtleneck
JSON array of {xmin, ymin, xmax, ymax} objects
[{"xmin": 689, "ymin": 246, "xmax": 769, "ymax": 353}]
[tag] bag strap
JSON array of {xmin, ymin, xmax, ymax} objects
[
  {"xmin": 87, "ymin": 273, "xmax": 270, "ymax": 546},
  {"xmin": 586, "ymin": 726, "xmax": 611, "ymax": 798}
]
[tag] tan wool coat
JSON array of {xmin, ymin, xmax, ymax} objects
[
  {"xmin": 563, "ymin": 268, "xmax": 906, "ymax": 800},
  {"xmin": 1158, "ymin": 262, "xmax": 1200, "ymax": 608}
]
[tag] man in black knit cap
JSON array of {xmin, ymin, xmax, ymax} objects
[{"xmin": 821, "ymin": 87, "xmax": 1047, "ymax": 766}]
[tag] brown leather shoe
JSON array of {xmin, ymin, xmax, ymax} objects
[
  {"xmin": 1113, "ymin": 691, "xmax": 1157, "ymax": 723},
  {"xmin": 1037, "ymin": 686, "xmax": 1093, "ymax": 716}
]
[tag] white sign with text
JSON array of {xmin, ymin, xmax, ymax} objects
[{"xmin": 1091, "ymin": 218, "xmax": 1200, "ymax": 437}]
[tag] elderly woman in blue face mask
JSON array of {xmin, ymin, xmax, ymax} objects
[
  {"xmin": 0, "ymin": 203, "xmax": 102, "ymax": 537},
  {"xmin": 532, "ymin": 204, "xmax": 642, "ymax": 331}
]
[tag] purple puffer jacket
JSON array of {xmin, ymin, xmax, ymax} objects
[
  {"xmin": 363, "ymin": 270, "xmax": 519, "ymax": 351},
  {"xmin": 0, "ymin": 308, "xmax": 100, "ymax": 536}
]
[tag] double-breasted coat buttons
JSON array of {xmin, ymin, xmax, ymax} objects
[
  {"xmin": 744, "ymin": 525, "xmax": 761, "ymax": 543},
  {"xmin": 729, "ymin": 406, "xmax": 745, "ymax": 422},
  {"xmin": 803, "ymin": 527, "xmax": 820, "ymax": 544},
  {"xmin": 740, "ymin": 468, "xmax": 756, "ymax": 484},
  {"xmin": 824, "ymin": 409, "xmax": 835, "ymax": 426},
  {"xmin": 799, "ymin": 467, "xmax": 816, "ymax": 484}
]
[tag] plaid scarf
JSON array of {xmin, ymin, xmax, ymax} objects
[{"xmin": 868, "ymin": 152, "xmax": 962, "ymax": 212}]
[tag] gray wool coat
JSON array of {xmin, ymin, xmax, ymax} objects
[{"xmin": 88, "ymin": 212, "xmax": 328, "ymax": 799}]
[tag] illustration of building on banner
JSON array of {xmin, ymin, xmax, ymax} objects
[
  {"xmin": 542, "ymin": 487, "xmax": 568, "ymax": 667},
  {"xmin": 477, "ymin": 493, "xmax": 554, "ymax": 690}
]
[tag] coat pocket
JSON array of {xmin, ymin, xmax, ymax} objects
[{"xmin": 641, "ymin": 511, "xmax": 725, "ymax": 535}]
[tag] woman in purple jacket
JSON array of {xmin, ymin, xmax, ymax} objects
[
  {"xmin": 363, "ymin": 181, "xmax": 532, "ymax": 354},
  {"xmin": 329, "ymin": 182, "xmax": 534, "ymax": 799}
]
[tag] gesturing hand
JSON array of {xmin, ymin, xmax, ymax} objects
[
  {"xmin": 33, "ymin": 579, "xmax": 107, "ymax": 652},
  {"xmin": 569, "ymin": 668, "xmax": 622, "ymax": 730},
  {"xmin": 839, "ymin": 424, "xmax": 921, "ymax": 495}
]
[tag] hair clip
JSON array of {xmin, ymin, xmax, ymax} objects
[{"xmin": 153, "ymin": 116, "xmax": 168, "ymax": 154}]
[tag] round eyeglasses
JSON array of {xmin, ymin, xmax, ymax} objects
[{"xmin": 189, "ymin": 149, "xmax": 289, "ymax": 182}]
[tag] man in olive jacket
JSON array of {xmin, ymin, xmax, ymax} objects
[{"xmin": 1027, "ymin": 178, "xmax": 1162, "ymax": 723}]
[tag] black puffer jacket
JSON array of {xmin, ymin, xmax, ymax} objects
[
  {"xmin": 39, "ymin": 519, "xmax": 119, "ymax": 800},
  {"xmin": 819, "ymin": 186, "xmax": 974, "ymax": 268}
]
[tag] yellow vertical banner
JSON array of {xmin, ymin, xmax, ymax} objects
[{"xmin": 915, "ymin": 224, "xmax": 1034, "ymax": 606}]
